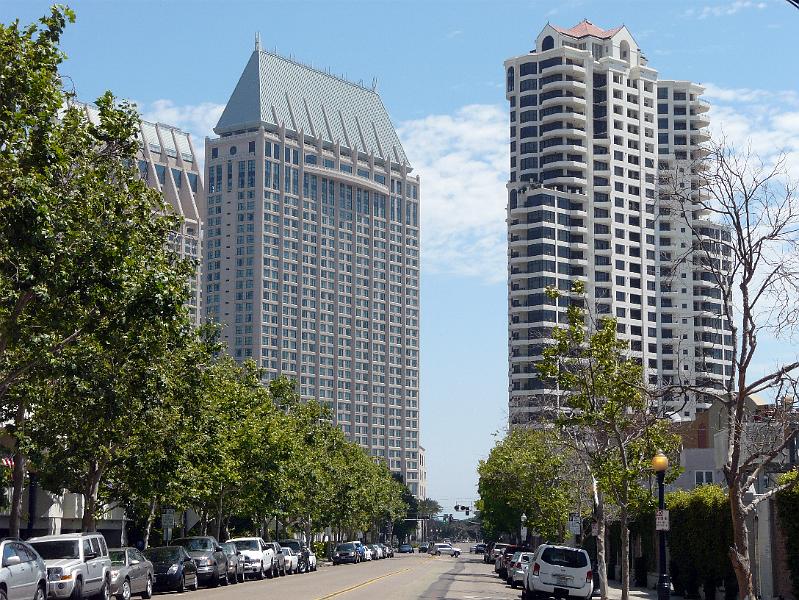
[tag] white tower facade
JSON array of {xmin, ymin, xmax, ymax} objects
[{"xmin": 505, "ymin": 21, "xmax": 731, "ymax": 425}]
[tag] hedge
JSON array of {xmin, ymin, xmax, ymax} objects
[{"xmin": 775, "ymin": 471, "xmax": 799, "ymax": 598}]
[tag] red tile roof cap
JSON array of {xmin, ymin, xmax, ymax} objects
[{"xmin": 551, "ymin": 20, "xmax": 624, "ymax": 39}]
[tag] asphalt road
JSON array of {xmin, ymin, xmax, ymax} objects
[{"xmin": 167, "ymin": 551, "xmax": 520, "ymax": 599}]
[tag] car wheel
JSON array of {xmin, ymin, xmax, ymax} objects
[
  {"xmin": 177, "ymin": 574, "xmax": 185, "ymax": 593},
  {"xmin": 210, "ymin": 565, "xmax": 220, "ymax": 587},
  {"xmin": 142, "ymin": 576, "xmax": 153, "ymax": 599},
  {"xmin": 0, "ymin": 589, "xmax": 6, "ymax": 600},
  {"xmin": 99, "ymin": 579, "xmax": 111, "ymax": 600},
  {"xmin": 69, "ymin": 579, "xmax": 82, "ymax": 600},
  {"xmin": 511, "ymin": 580, "xmax": 518, "ymax": 589},
  {"xmin": 34, "ymin": 584, "xmax": 45, "ymax": 600},
  {"xmin": 189, "ymin": 574, "xmax": 198, "ymax": 591},
  {"xmin": 119, "ymin": 578, "xmax": 131, "ymax": 600}
]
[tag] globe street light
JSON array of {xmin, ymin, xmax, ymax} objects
[{"xmin": 652, "ymin": 450, "xmax": 670, "ymax": 600}]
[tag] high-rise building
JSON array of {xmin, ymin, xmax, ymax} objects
[
  {"xmin": 203, "ymin": 43, "xmax": 422, "ymax": 492},
  {"xmin": 504, "ymin": 21, "xmax": 731, "ymax": 425},
  {"xmin": 78, "ymin": 102, "xmax": 204, "ymax": 325},
  {"xmin": 137, "ymin": 120, "xmax": 204, "ymax": 326}
]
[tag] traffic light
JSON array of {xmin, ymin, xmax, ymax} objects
[
  {"xmin": 454, "ymin": 504, "xmax": 460, "ymax": 511},
  {"xmin": 466, "ymin": 509, "xmax": 470, "ymax": 516}
]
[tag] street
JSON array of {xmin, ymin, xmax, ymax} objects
[{"xmin": 176, "ymin": 552, "xmax": 520, "ymax": 600}]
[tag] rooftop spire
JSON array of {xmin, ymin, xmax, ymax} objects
[{"xmin": 255, "ymin": 31, "xmax": 261, "ymax": 52}]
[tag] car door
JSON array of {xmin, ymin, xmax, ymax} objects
[
  {"xmin": 13, "ymin": 543, "xmax": 38, "ymax": 600},
  {"xmin": 135, "ymin": 549, "xmax": 151, "ymax": 592},
  {"xmin": 2, "ymin": 542, "xmax": 25, "ymax": 600},
  {"xmin": 125, "ymin": 549, "xmax": 140, "ymax": 593}
]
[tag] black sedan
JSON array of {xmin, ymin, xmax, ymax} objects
[
  {"xmin": 143, "ymin": 546, "xmax": 198, "ymax": 593},
  {"xmin": 398, "ymin": 544, "xmax": 413, "ymax": 553}
]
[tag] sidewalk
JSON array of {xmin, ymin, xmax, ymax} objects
[{"xmin": 604, "ymin": 582, "xmax": 659, "ymax": 600}]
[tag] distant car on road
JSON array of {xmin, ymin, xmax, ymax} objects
[
  {"xmin": 431, "ymin": 543, "xmax": 461, "ymax": 557},
  {"xmin": 108, "ymin": 547, "xmax": 153, "ymax": 600},
  {"xmin": 475, "ymin": 543, "xmax": 486, "ymax": 554},
  {"xmin": 278, "ymin": 539, "xmax": 316, "ymax": 573},
  {"xmin": 398, "ymin": 544, "xmax": 413, "ymax": 554},
  {"xmin": 418, "ymin": 543, "xmax": 430, "ymax": 554}
]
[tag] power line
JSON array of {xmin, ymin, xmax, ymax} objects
[{"xmin": 787, "ymin": 0, "xmax": 799, "ymax": 9}]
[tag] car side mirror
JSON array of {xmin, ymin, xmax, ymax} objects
[
  {"xmin": 236, "ymin": 551, "xmax": 242, "ymax": 556},
  {"xmin": 4, "ymin": 556, "xmax": 20, "ymax": 567},
  {"xmin": 130, "ymin": 559, "xmax": 140, "ymax": 565}
]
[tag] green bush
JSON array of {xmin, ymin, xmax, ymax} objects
[
  {"xmin": 775, "ymin": 471, "xmax": 799, "ymax": 598},
  {"xmin": 666, "ymin": 485, "xmax": 733, "ymax": 599}
]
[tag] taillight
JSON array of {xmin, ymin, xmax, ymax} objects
[
  {"xmin": 586, "ymin": 570, "xmax": 593, "ymax": 583},
  {"xmin": 514, "ymin": 561, "xmax": 521, "ymax": 568},
  {"xmin": 533, "ymin": 563, "xmax": 540, "ymax": 576}
]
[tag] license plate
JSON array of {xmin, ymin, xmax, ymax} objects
[{"xmin": 556, "ymin": 575, "xmax": 569, "ymax": 585}]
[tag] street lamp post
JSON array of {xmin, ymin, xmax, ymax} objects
[{"xmin": 652, "ymin": 451, "xmax": 670, "ymax": 600}]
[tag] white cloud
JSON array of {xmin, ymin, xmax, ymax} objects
[
  {"xmin": 703, "ymin": 83, "xmax": 799, "ymax": 171},
  {"xmin": 398, "ymin": 104, "xmax": 508, "ymax": 283},
  {"xmin": 684, "ymin": 0, "xmax": 768, "ymax": 19}
]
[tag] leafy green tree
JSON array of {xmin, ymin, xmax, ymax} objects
[
  {"xmin": 667, "ymin": 485, "xmax": 735, "ymax": 600},
  {"xmin": 537, "ymin": 282, "xmax": 681, "ymax": 600},
  {"xmin": 0, "ymin": 6, "xmax": 197, "ymax": 535},
  {"xmin": 478, "ymin": 428, "xmax": 572, "ymax": 542}
]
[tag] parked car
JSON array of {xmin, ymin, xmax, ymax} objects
[
  {"xmin": 496, "ymin": 544, "xmax": 519, "ymax": 578},
  {"xmin": 397, "ymin": 544, "xmax": 413, "ymax": 554},
  {"xmin": 143, "ymin": 546, "xmax": 197, "ymax": 593},
  {"xmin": 264, "ymin": 542, "xmax": 286, "ymax": 576},
  {"xmin": 431, "ymin": 543, "xmax": 461, "ymax": 557},
  {"xmin": 332, "ymin": 543, "xmax": 359, "ymax": 565},
  {"xmin": 220, "ymin": 542, "xmax": 244, "ymax": 584},
  {"xmin": 347, "ymin": 541, "xmax": 366, "ymax": 562},
  {"xmin": 280, "ymin": 548, "xmax": 298, "ymax": 575},
  {"xmin": 29, "ymin": 532, "xmax": 112, "ymax": 600},
  {"xmin": 379, "ymin": 544, "xmax": 393, "ymax": 558},
  {"xmin": 228, "ymin": 537, "xmax": 279, "ymax": 579},
  {"xmin": 278, "ymin": 540, "xmax": 316, "ymax": 573},
  {"xmin": 172, "ymin": 536, "xmax": 227, "ymax": 587},
  {"xmin": 108, "ymin": 547, "xmax": 153, "ymax": 600},
  {"xmin": 361, "ymin": 546, "xmax": 373, "ymax": 561},
  {"xmin": 418, "ymin": 543, "xmax": 430, "ymax": 554},
  {"xmin": 522, "ymin": 544, "xmax": 593, "ymax": 600},
  {"xmin": 486, "ymin": 542, "xmax": 507, "ymax": 564},
  {"xmin": 368, "ymin": 545, "xmax": 382, "ymax": 559},
  {"xmin": 0, "ymin": 538, "xmax": 47, "ymax": 600},
  {"xmin": 508, "ymin": 551, "xmax": 535, "ymax": 588}
]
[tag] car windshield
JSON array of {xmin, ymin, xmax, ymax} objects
[
  {"xmin": 108, "ymin": 550, "xmax": 126, "ymax": 565},
  {"xmin": 280, "ymin": 540, "xmax": 301, "ymax": 552},
  {"xmin": 541, "ymin": 547, "xmax": 588, "ymax": 568},
  {"xmin": 336, "ymin": 544, "xmax": 354, "ymax": 552},
  {"xmin": 221, "ymin": 543, "xmax": 236, "ymax": 555},
  {"xmin": 175, "ymin": 538, "xmax": 213, "ymax": 552},
  {"xmin": 233, "ymin": 540, "xmax": 258, "ymax": 551},
  {"xmin": 144, "ymin": 547, "xmax": 181, "ymax": 563},
  {"xmin": 29, "ymin": 540, "xmax": 80, "ymax": 560},
  {"xmin": 511, "ymin": 552, "xmax": 521, "ymax": 562}
]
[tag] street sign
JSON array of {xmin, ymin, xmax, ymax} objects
[
  {"xmin": 161, "ymin": 509, "xmax": 175, "ymax": 530},
  {"xmin": 655, "ymin": 509, "xmax": 670, "ymax": 531},
  {"xmin": 568, "ymin": 514, "xmax": 581, "ymax": 535}
]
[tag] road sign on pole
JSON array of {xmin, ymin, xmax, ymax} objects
[
  {"xmin": 161, "ymin": 509, "xmax": 175, "ymax": 530},
  {"xmin": 568, "ymin": 514, "xmax": 581, "ymax": 535},
  {"xmin": 655, "ymin": 509, "xmax": 670, "ymax": 532}
]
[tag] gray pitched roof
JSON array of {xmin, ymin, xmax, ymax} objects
[{"xmin": 215, "ymin": 50, "xmax": 409, "ymax": 166}]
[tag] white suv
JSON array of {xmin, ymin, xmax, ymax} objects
[
  {"xmin": 29, "ymin": 533, "xmax": 111, "ymax": 599},
  {"xmin": 523, "ymin": 544, "xmax": 592, "ymax": 600}
]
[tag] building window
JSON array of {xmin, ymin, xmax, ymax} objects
[
  {"xmin": 695, "ymin": 471, "xmax": 713, "ymax": 486},
  {"xmin": 542, "ymin": 35, "xmax": 554, "ymax": 51},
  {"xmin": 506, "ymin": 67, "xmax": 515, "ymax": 93}
]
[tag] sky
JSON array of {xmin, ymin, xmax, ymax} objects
[{"xmin": 3, "ymin": 0, "xmax": 799, "ymax": 511}]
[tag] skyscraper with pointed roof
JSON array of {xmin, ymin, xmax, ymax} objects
[{"xmin": 203, "ymin": 46, "xmax": 423, "ymax": 494}]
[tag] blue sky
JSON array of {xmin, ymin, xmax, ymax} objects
[{"xmin": 3, "ymin": 0, "xmax": 799, "ymax": 510}]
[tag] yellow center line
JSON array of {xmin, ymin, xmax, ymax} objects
[{"xmin": 313, "ymin": 566, "xmax": 415, "ymax": 599}]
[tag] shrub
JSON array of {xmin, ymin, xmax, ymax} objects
[{"xmin": 775, "ymin": 471, "xmax": 799, "ymax": 598}]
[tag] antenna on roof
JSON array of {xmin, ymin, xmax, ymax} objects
[
  {"xmin": 371, "ymin": 77, "xmax": 378, "ymax": 92},
  {"xmin": 255, "ymin": 32, "xmax": 261, "ymax": 51}
]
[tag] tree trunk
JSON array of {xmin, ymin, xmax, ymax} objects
[
  {"xmin": 81, "ymin": 462, "xmax": 104, "ymax": 532},
  {"xmin": 143, "ymin": 497, "xmax": 158, "ymax": 549},
  {"xmin": 216, "ymin": 486, "xmax": 224, "ymax": 541},
  {"xmin": 9, "ymin": 450, "xmax": 25, "ymax": 539},
  {"xmin": 595, "ymin": 490, "xmax": 608, "ymax": 600},
  {"xmin": 728, "ymin": 485, "xmax": 756, "ymax": 599},
  {"xmin": 620, "ymin": 507, "xmax": 630, "ymax": 600}
]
